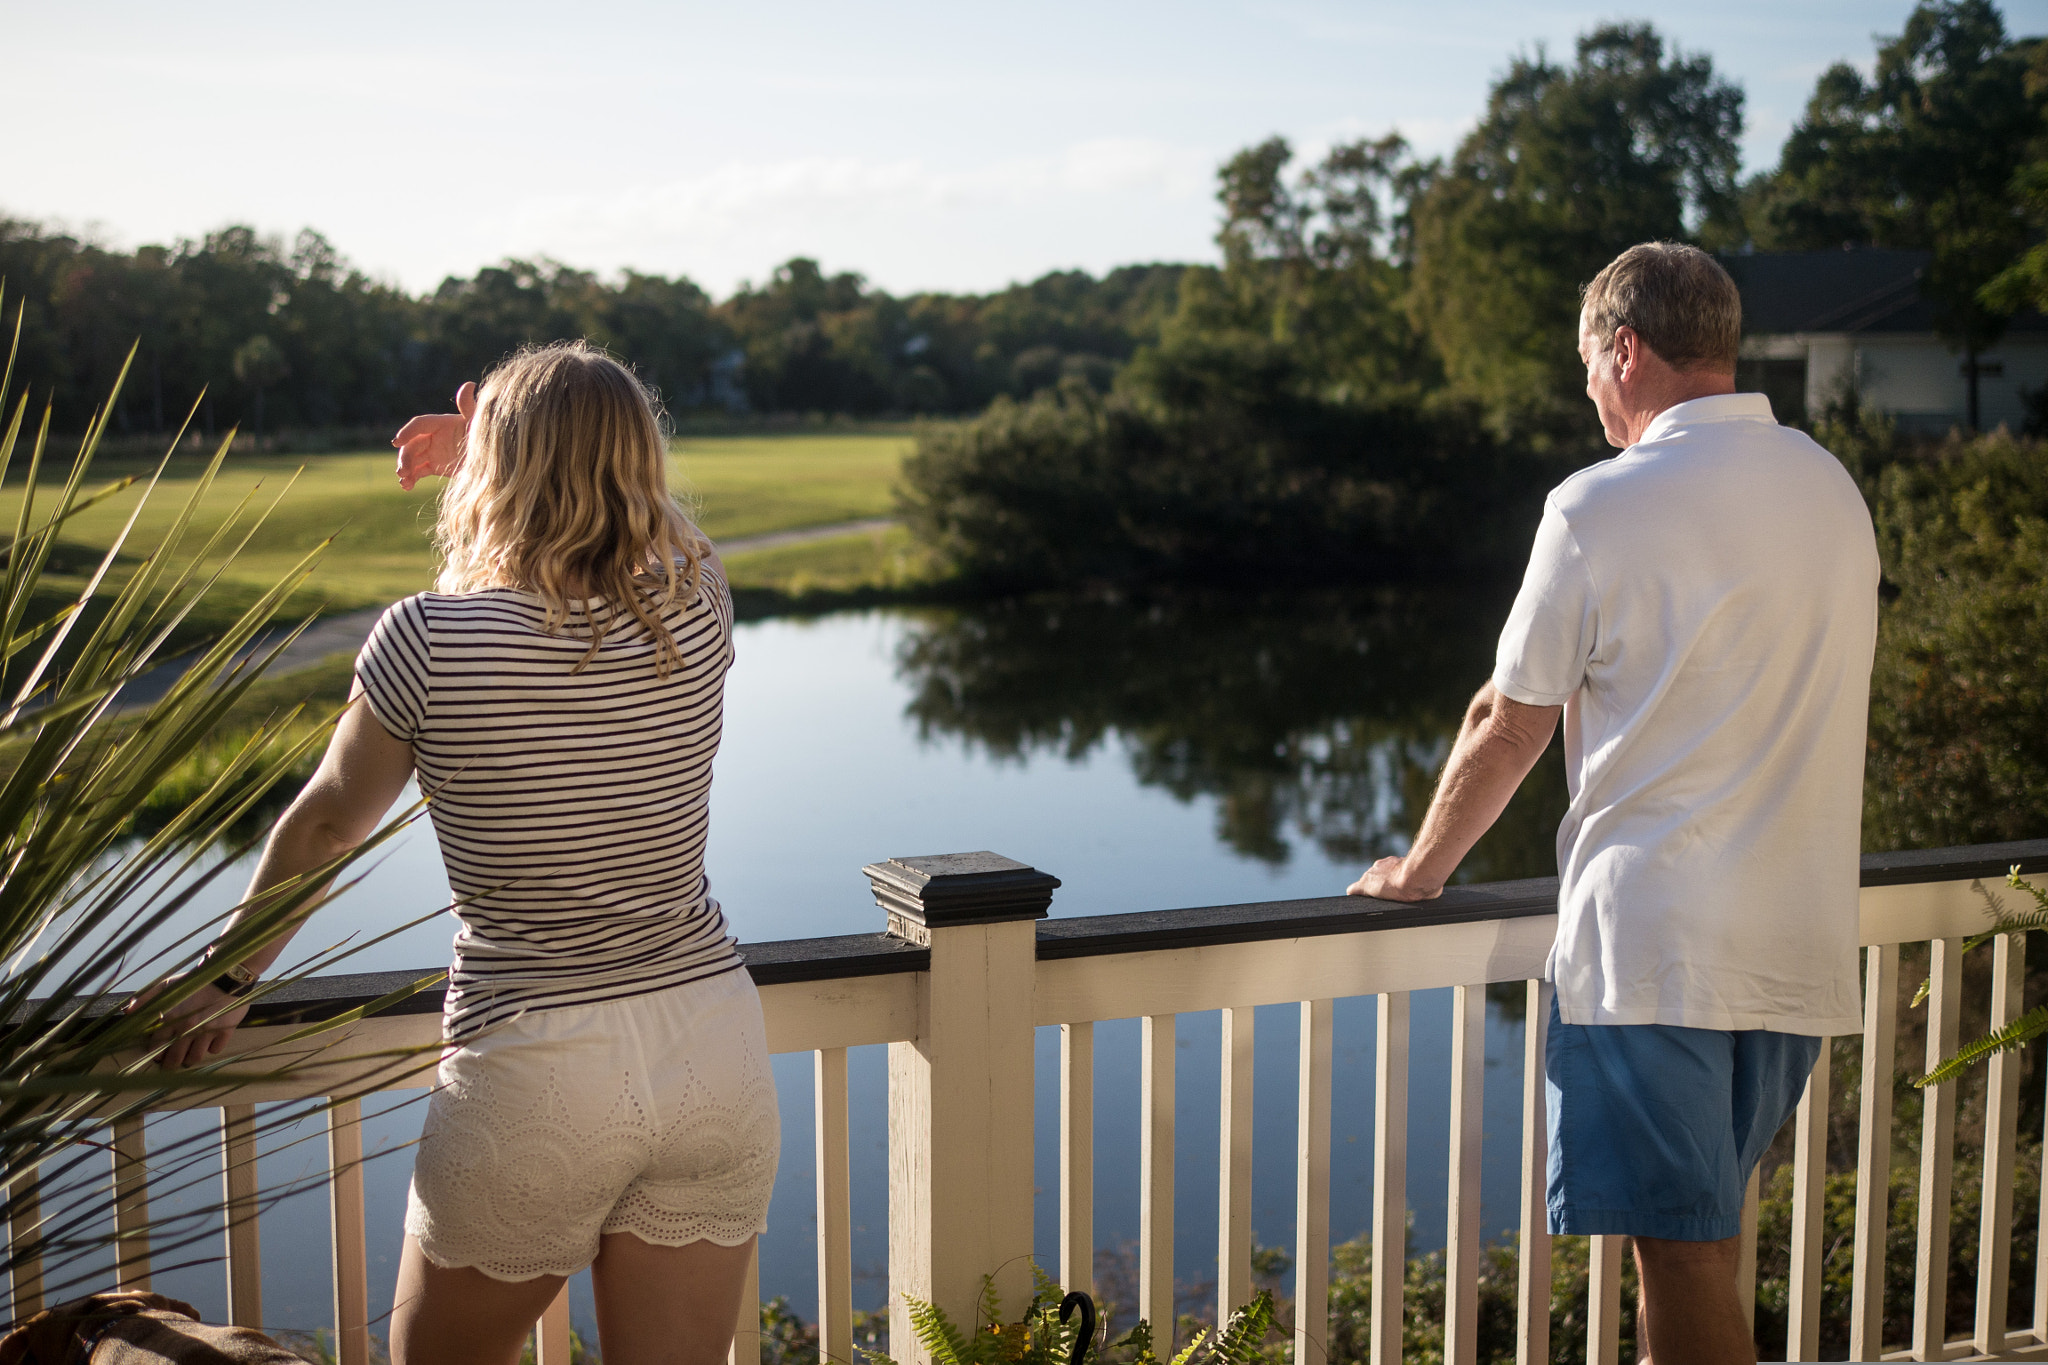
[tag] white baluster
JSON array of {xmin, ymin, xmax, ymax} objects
[
  {"xmin": 1912, "ymin": 939, "xmax": 1961, "ymax": 1362},
  {"xmin": 1976, "ymin": 932, "xmax": 2023, "ymax": 1357},
  {"xmin": 1788, "ymin": 1044, "xmax": 1830, "ymax": 1362},
  {"xmin": 1062, "ymin": 1021, "xmax": 1095, "ymax": 1301},
  {"xmin": 1852, "ymin": 943, "xmax": 1899, "ymax": 1361},
  {"xmin": 221, "ymin": 1103, "xmax": 263, "ymax": 1328},
  {"xmin": 728, "ymin": 1238, "xmax": 761, "ymax": 1365},
  {"xmin": 1371, "ymin": 993, "xmax": 1409, "ymax": 1365},
  {"xmin": 112, "ymin": 1115, "xmax": 151, "ymax": 1292},
  {"xmin": 1218, "ymin": 1007, "xmax": 1254, "ymax": 1322},
  {"xmin": 817, "ymin": 1047, "xmax": 852, "ymax": 1365},
  {"xmin": 1141, "ymin": 1013, "xmax": 1176, "ymax": 1344},
  {"xmin": 1445, "ymin": 984, "xmax": 1485, "ymax": 1365},
  {"xmin": 327, "ymin": 1099, "xmax": 369, "ymax": 1365},
  {"xmin": 1515, "ymin": 981, "xmax": 1552, "ymax": 1365},
  {"xmin": 1588, "ymin": 1236, "xmax": 1623, "ymax": 1365},
  {"xmin": 1295, "ymin": 999, "xmax": 1334, "ymax": 1365}
]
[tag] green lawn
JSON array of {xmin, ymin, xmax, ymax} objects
[
  {"xmin": 671, "ymin": 433, "xmax": 910, "ymax": 540},
  {"xmin": 0, "ymin": 432, "xmax": 915, "ymax": 612},
  {"xmin": 722, "ymin": 525, "xmax": 940, "ymax": 598}
]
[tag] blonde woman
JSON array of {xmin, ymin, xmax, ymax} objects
[{"xmin": 148, "ymin": 343, "xmax": 779, "ymax": 1365}]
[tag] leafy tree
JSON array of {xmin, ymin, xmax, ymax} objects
[
  {"xmin": 1984, "ymin": 40, "xmax": 2048, "ymax": 325},
  {"xmin": 230, "ymin": 333, "xmax": 289, "ymax": 440},
  {"xmin": 1173, "ymin": 134, "xmax": 1429, "ymax": 405},
  {"xmin": 1405, "ymin": 23, "xmax": 1744, "ymax": 440},
  {"xmin": 1747, "ymin": 1, "xmax": 2045, "ymax": 429}
]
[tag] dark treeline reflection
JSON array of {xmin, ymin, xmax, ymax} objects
[{"xmin": 895, "ymin": 588, "xmax": 1569, "ymax": 883}]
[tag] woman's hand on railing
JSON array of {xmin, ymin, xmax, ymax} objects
[
  {"xmin": 1347, "ymin": 855, "xmax": 1442, "ymax": 902},
  {"xmin": 392, "ymin": 381, "xmax": 478, "ymax": 490},
  {"xmin": 125, "ymin": 977, "xmax": 252, "ymax": 1070}
]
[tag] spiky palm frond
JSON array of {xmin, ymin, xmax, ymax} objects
[{"xmin": 0, "ymin": 295, "xmax": 439, "ymax": 1310}]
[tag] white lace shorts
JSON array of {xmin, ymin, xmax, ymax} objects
[{"xmin": 404, "ymin": 968, "xmax": 781, "ymax": 1281}]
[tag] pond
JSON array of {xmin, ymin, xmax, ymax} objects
[{"xmin": 98, "ymin": 587, "xmax": 1570, "ymax": 1342}]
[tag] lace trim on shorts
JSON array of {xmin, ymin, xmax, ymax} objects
[{"xmin": 404, "ymin": 983, "xmax": 780, "ymax": 1282}]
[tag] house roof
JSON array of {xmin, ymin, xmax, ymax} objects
[{"xmin": 1720, "ymin": 248, "xmax": 2047, "ymax": 336}]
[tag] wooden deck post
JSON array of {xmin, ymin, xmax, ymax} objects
[{"xmin": 867, "ymin": 852, "xmax": 1059, "ymax": 1365}]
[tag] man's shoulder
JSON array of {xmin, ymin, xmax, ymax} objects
[{"xmin": 1548, "ymin": 416, "xmax": 1853, "ymax": 518}]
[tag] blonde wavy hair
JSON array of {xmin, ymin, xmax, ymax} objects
[{"xmin": 434, "ymin": 341, "xmax": 708, "ymax": 676}]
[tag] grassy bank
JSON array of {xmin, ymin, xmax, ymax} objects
[{"xmin": 0, "ymin": 430, "xmax": 926, "ymax": 629}]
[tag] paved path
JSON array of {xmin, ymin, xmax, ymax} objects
[
  {"xmin": 715, "ymin": 517, "xmax": 895, "ymax": 555},
  {"xmin": 109, "ymin": 517, "xmax": 901, "ymax": 707}
]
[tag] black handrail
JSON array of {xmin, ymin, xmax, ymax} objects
[{"xmin": 225, "ymin": 837, "xmax": 2048, "ymax": 1028}]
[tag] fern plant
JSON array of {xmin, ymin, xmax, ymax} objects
[
  {"xmin": 1914, "ymin": 866, "xmax": 2048, "ymax": 1087},
  {"xmin": 869, "ymin": 1262, "xmax": 1277, "ymax": 1365}
]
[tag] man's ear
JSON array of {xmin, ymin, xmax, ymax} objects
[{"xmin": 1611, "ymin": 325, "xmax": 1640, "ymax": 381}]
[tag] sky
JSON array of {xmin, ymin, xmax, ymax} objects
[{"xmin": 5, "ymin": 0, "xmax": 2046, "ymax": 300}]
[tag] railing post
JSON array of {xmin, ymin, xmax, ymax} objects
[{"xmin": 867, "ymin": 851, "xmax": 1058, "ymax": 1363}]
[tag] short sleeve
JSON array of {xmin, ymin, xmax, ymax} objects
[
  {"xmin": 700, "ymin": 556, "xmax": 737, "ymax": 670},
  {"xmin": 1492, "ymin": 500, "xmax": 1598, "ymax": 707},
  {"xmin": 354, "ymin": 597, "xmax": 431, "ymax": 742}
]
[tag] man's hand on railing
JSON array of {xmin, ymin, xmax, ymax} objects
[
  {"xmin": 124, "ymin": 977, "xmax": 251, "ymax": 1070},
  {"xmin": 1347, "ymin": 855, "xmax": 1442, "ymax": 901},
  {"xmin": 392, "ymin": 381, "xmax": 478, "ymax": 490}
]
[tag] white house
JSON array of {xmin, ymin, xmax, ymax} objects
[{"xmin": 1723, "ymin": 247, "xmax": 2048, "ymax": 434}]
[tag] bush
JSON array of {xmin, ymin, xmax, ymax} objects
[
  {"xmin": 898, "ymin": 351, "xmax": 1554, "ymax": 592},
  {"xmin": 1862, "ymin": 428, "xmax": 2048, "ymax": 849}
]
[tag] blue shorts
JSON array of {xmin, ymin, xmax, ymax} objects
[{"xmin": 1545, "ymin": 995, "xmax": 1822, "ymax": 1241}]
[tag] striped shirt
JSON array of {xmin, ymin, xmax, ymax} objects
[{"xmin": 353, "ymin": 565, "xmax": 743, "ymax": 1040}]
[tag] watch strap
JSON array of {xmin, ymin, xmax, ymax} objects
[{"xmin": 207, "ymin": 956, "xmax": 259, "ymax": 998}]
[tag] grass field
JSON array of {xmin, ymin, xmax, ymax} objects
[{"xmin": 0, "ymin": 431, "xmax": 919, "ymax": 614}]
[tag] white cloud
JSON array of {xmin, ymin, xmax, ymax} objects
[{"xmin": 483, "ymin": 139, "xmax": 1221, "ymax": 289}]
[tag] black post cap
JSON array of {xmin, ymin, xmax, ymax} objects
[{"xmin": 864, "ymin": 852, "xmax": 1062, "ymax": 945}]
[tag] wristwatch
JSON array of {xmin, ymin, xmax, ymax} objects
[{"xmin": 204, "ymin": 951, "xmax": 259, "ymax": 998}]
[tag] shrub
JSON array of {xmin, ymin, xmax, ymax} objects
[
  {"xmin": 1862, "ymin": 429, "xmax": 2048, "ymax": 849},
  {"xmin": 898, "ymin": 356, "xmax": 1551, "ymax": 593}
]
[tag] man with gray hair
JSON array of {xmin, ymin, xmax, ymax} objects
[{"xmin": 1349, "ymin": 242, "xmax": 1878, "ymax": 1365}]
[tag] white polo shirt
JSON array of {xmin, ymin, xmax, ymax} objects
[{"xmin": 1493, "ymin": 393, "xmax": 1878, "ymax": 1034}]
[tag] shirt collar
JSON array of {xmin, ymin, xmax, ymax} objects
[{"xmin": 1636, "ymin": 392, "xmax": 1775, "ymax": 447}]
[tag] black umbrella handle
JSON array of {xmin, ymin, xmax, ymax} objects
[{"xmin": 1059, "ymin": 1291, "xmax": 1097, "ymax": 1365}]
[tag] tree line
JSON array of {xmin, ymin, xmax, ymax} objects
[
  {"xmin": 4, "ymin": 3, "xmax": 2039, "ymax": 452},
  {"xmin": 904, "ymin": 1, "xmax": 2047, "ymax": 591},
  {"xmin": 0, "ymin": 225, "xmax": 1184, "ymax": 438}
]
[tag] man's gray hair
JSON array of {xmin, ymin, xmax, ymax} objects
[{"xmin": 1581, "ymin": 243, "xmax": 1741, "ymax": 373}]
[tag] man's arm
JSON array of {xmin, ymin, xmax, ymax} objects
[{"xmin": 1348, "ymin": 682, "xmax": 1560, "ymax": 901}]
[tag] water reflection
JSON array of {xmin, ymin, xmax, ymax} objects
[
  {"xmin": 893, "ymin": 588, "xmax": 1568, "ymax": 883},
  {"xmin": 121, "ymin": 593, "xmax": 1571, "ymax": 1338}
]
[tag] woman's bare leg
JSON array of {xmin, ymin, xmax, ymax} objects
[
  {"xmin": 591, "ymin": 1232, "xmax": 756, "ymax": 1365},
  {"xmin": 390, "ymin": 1234, "xmax": 567, "ymax": 1365}
]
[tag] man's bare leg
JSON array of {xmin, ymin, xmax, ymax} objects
[{"xmin": 1632, "ymin": 1235, "xmax": 1753, "ymax": 1365}]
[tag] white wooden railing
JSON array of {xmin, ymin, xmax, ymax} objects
[{"xmin": 7, "ymin": 839, "xmax": 2048, "ymax": 1365}]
